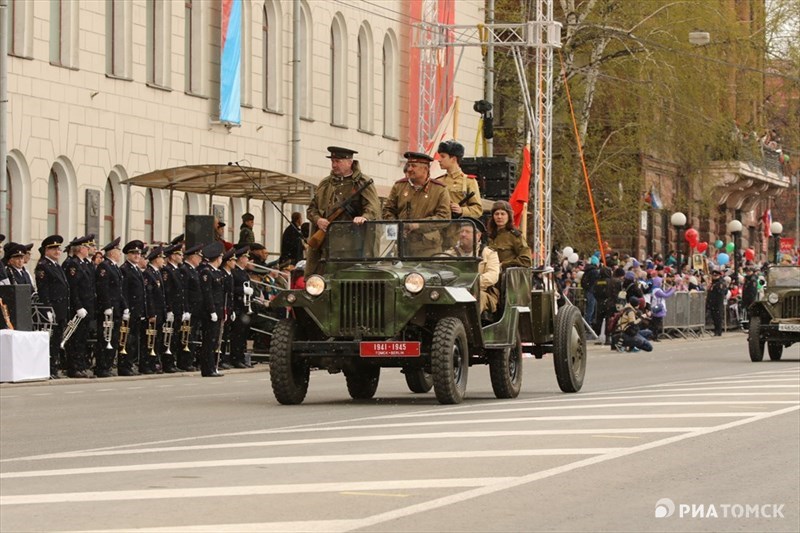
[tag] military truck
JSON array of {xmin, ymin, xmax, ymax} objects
[
  {"xmin": 268, "ymin": 219, "xmax": 586, "ymax": 404},
  {"xmin": 747, "ymin": 265, "xmax": 800, "ymax": 362}
]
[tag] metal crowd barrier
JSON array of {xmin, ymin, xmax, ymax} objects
[
  {"xmin": 564, "ymin": 286, "xmax": 586, "ymax": 315},
  {"xmin": 663, "ymin": 291, "xmax": 707, "ymax": 339}
]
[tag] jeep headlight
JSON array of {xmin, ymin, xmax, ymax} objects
[
  {"xmin": 767, "ymin": 292, "xmax": 779, "ymax": 304},
  {"xmin": 305, "ymin": 275, "xmax": 326, "ymax": 297},
  {"xmin": 404, "ymin": 272, "xmax": 425, "ymax": 294}
]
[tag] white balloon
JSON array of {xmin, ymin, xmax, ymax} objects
[
  {"xmin": 568, "ymin": 252, "xmax": 579, "ymax": 264},
  {"xmin": 562, "ymin": 246, "xmax": 574, "ymax": 257}
]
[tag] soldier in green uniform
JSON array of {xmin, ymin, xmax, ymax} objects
[
  {"xmin": 383, "ymin": 152, "xmax": 451, "ymax": 257},
  {"xmin": 487, "ymin": 200, "xmax": 532, "ymax": 269},
  {"xmin": 306, "ymin": 146, "xmax": 381, "ymax": 275},
  {"xmin": 437, "ymin": 140, "xmax": 483, "ymax": 219}
]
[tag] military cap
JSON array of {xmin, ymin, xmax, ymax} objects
[
  {"xmin": 234, "ymin": 245, "xmax": 250, "ymax": 259},
  {"xmin": 140, "ymin": 245, "xmax": 149, "ymax": 257},
  {"xmin": 147, "ymin": 246, "xmax": 166, "ymax": 262},
  {"xmin": 164, "ymin": 243, "xmax": 183, "ymax": 256},
  {"xmin": 4, "ymin": 243, "xmax": 25, "ymax": 259},
  {"xmin": 66, "ymin": 235, "xmax": 94, "ymax": 249},
  {"xmin": 122, "ymin": 240, "xmax": 145, "ymax": 254},
  {"xmin": 40, "ymin": 235, "xmax": 64, "ymax": 251},
  {"xmin": 241, "ymin": 213, "xmax": 254, "ymax": 222},
  {"xmin": 102, "ymin": 237, "xmax": 121, "ymax": 253},
  {"xmin": 184, "ymin": 243, "xmax": 204, "ymax": 256},
  {"xmin": 437, "ymin": 140, "xmax": 465, "ymax": 159},
  {"xmin": 202, "ymin": 241, "xmax": 224, "ymax": 261},
  {"xmin": 462, "ymin": 218, "xmax": 486, "ymax": 235},
  {"xmin": 85, "ymin": 234, "xmax": 97, "ymax": 247},
  {"xmin": 326, "ymin": 146, "xmax": 358, "ymax": 159},
  {"xmin": 249, "ymin": 242, "xmax": 266, "ymax": 252},
  {"xmin": 221, "ymin": 247, "xmax": 237, "ymax": 262},
  {"xmin": 23, "ymin": 243, "xmax": 33, "ymax": 253},
  {"xmin": 0, "ymin": 234, "xmax": 5, "ymax": 244},
  {"xmin": 170, "ymin": 233, "xmax": 185, "ymax": 245},
  {"xmin": 404, "ymin": 151, "xmax": 434, "ymax": 164}
]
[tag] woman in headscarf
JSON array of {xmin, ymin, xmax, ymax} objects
[{"xmin": 486, "ymin": 200, "xmax": 532, "ymax": 270}]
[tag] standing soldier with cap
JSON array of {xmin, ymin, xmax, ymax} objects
[
  {"xmin": 383, "ymin": 151, "xmax": 451, "ymax": 255},
  {"xmin": 3, "ymin": 243, "xmax": 33, "ymax": 285},
  {"xmin": 95, "ymin": 237, "xmax": 127, "ymax": 377},
  {"xmin": 35, "ymin": 235, "xmax": 70, "ymax": 378},
  {"xmin": 237, "ymin": 213, "xmax": 256, "ymax": 247},
  {"xmin": 162, "ymin": 244, "xmax": 186, "ymax": 370},
  {"xmin": 437, "ymin": 140, "xmax": 483, "ymax": 219},
  {"xmin": 120, "ymin": 240, "xmax": 146, "ymax": 376},
  {"xmin": 142, "ymin": 246, "xmax": 168, "ymax": 373},
  {"xmin": 63, "ymin": 235, "xmax": 96, "ymax": 378},
  {"xmin": 305, "ymin": 146, "xmax": 381, "ymax": 276},
  {"xmin": 178, "ymin": 243, "xmax": 204, "ymax": 371},
  {"xmin": 199, "ymin": 242, "xmax": 226, "ymax": 377},
  {"xmin": 229, "ymin": 246, "xmax": 253, "ymax": 368},
  {"xmin": 219, "ymin": 247, "xmax": 237, "ymax": 369}
]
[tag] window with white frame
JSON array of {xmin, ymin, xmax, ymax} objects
[
  {"xmin": 262, "ymin": 1, "xmax": 282, "ymax": 112},
  {"xmin": 146, "ymin": 0, "xmax": 171, "ymax": 87},
  {"xmin": 106, "ymin": 0, "xmax": 132, "ymax": 78},
  {"xmin": 8, "ymin": 0, "xmax": 34, "ymax": 59},
  {"xmin": 184, "ymin": 0, "xmax": 205, "ymax": 96},
  {"xmin": 299, "ymin": 1, "xmax": 313, "ymax": 119},
  {"xmin": 240, "ymin": 0, "xmax": 252, "ymax": 107},
  {"xmin": 50, "ymin": 0, "xmax": 79, "ymax": 69},
  {"xmin": 330, "ymin": 14, "xmax": 348, "ymax": 126},
  {"xmin": 382, "ymin": 32, "xmax": 399, "ymax": 138},
  {"xmin": 358, "ymin": 23, "xmax": 374, "ymax": 132}
]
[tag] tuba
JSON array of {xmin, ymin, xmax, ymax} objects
[
  {"xmin": 60, "ymin": 312, "xmax": 84, "ymax": 349},
  {"xmin": 102, "ymin": 309, "xmax": 114, "ymax": 349},
  {"xmin": 163, "ymin": 315, "xmax": 174, "ymax": 355},
  {"xmin": 146, "ymin": 318, "xmax": 157, "ymax": 356},
  {"xmin": 180, "ymin": 317, "xmax": 192, "ymax": 352},
  {"xmin": 118, "ymin": 317, "xmax": 130, "ymax": 354}
]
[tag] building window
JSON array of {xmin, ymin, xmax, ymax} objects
[
  {"xmin": 50, "ymin": 0, "xmax": 79, "ymax": 69},
  {"xmin": 185, "ymin": 0, "xmax": 204, "ymax": 95},
  {"xmin": 146, "ymin": 0, "xmax": 171, "ymax": 87},
  {"xmin": 144, "ymin": 189, "xmax": 155, "ymax": 243},
  {"xmin": 104, "ymin": 179, "xmax": 115, "ymax": 241},
  {"xmin": 240, "ymin": 0, "xmax": 252, "ymax": 107},
  {"xmin": 8, "ymin": 0, "xmax": 34, "ymax": 59},
  {"xmin": 330, "ymin": 15, "xmax": 348, "ymax": 126},
  {"xmin": 358, "ymin": 24, "xmax": 374, "ymax": 132},
  {"xmin": 106, "ymin": 0, "xmax": 132, "ymax": 78},
  {"xmin": 298, "ymin": 1, "xmax": 312, "ymax": 119},
  {"xmin": 262, "ymin": 1, "xmax": 282, "ymax": 112},
  {"xmin": 382, "ymin": 32, "xmax": 398, "ymax": 138},
  {"xmin": 47, "ymin": 170, "xmax": 59, "ymax": 235}
]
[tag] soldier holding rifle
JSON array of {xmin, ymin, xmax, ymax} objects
[{"xmin": 305, "ymin": 146, "xmax": 381, "ymax": 276}]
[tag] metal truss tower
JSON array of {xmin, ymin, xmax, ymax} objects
[{"xmin": 414, "ymin": 0, "xmax": 561, "ymax": 265}]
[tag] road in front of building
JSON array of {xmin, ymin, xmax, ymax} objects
[{"xmin": 1, "ymin": 334, "xmax": 798, "ymax": 533}]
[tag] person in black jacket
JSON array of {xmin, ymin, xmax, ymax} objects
[
  {"xmin": 707, "ymin": 270, "xmax": 728, "ymax": 336},
  {"xmin": 161, "ymin": 244, "xmax": 186, "ymax": 372},
  {"xmin": 34, "ymin": 235, "xmax": 70, "ymax": 378},
  {"xmin": 63, "ymin": 235, "xmax": 97, "ymax": 378},
  {"xmin": 143, "ymin": 246, "xmax": 168, "ymax": 374},
  {"xmin": 94, "ymin": 237, "xmax": 127, "ymax": 378},
  {"xmin": 219, "ymin": 247, "xmax": 236, "ymax": 369},
  {"xmin": 229, "ymin": 246, "xmax": 252, "ymax": 368},
  {"xmin": 279, "ymin": 212, "xmax": 305, "ymax": 267},
  {"xmin": 178, "ymin": 244, "xmax": 204, "ymax": 371},
  {"xmin": 199, "ymin": 242, "xmax": 226, "ymax": 377},
  {"xmin": 120, "ymin": 240, "xmax": 146, "ymax": 376},
  {"xmin": 3, "ymin": 243, "xmax": 33, "ymax": 285}
]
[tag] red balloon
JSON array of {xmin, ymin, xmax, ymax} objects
[
  {"xmin": 697, "ymin": 241, "xmax": 708, "ymax": 253},
  {"xmin": 685, "ymin": 228, "xmax": 699, "ymax": 243},
  {"xmin": 744, "ymin": 248, "xmax": 755, "ymax": 261}
]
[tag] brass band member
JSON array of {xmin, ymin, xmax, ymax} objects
[
  {"xmin": 199, "ymin": 242, "xmax": 226, "ymax": 377},
  {"xmin": 162, "ymin": 243, "xmax": 186, "ymax": 371},
  {"xmin": 95, "ymin": 237, "xmax": 128, "ymax": 378},
  {"xmin": 63, "ymin": 235, "xmax": 96, "ymax": 378},
  {"xmin": 219, "ymin": 247, "xmax": 237, "ymax": 369},
  {"xmin": 229, "ymin": 246, "xmax": 253, "ymax": 368},
  {"xmin": 34, "ymin": 235, "xmax": 70, "ymax": 378},
  {"xmin": 142, "ymin": 246, "xmax": 168, "ymax": 374},
  {"xmin": 120, "ymin": 240, "xmax": 146, "ymax": 376},
  {"xmin": 178, "ymin": 243, "xmax": 204, "ymax": 371}
]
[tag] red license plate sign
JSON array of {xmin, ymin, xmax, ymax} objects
[{"xmin": 360, "ymin": 341, "xmax": 421, "ymax": 357}]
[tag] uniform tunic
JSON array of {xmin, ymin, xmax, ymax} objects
[
  {"xmin": 200, "ymin": 266, "xmax": 226, "ymax": 376},
  {"xmin": 64, "ymin": 257, "xmax": 96, "ymax": 374},
  {"xmin": 95, "ymin": 258, "xmax": 127, "ymax": 375},
  {"xmin": 120, "ymin": 261, "xmax": 146, "ymax": 372},
  {"xmin": 441, "ymin": 168, "xmax": 483, "ymax": 219},
  {"xmin": 489, "ymin": 228, "xmax": 532, "ymax": 269},
  {"xmin": 383, "ymin": 177, "xmax": 451, "ymax": 257},
  {"xmin": 35, "ymin": 257, "xmax": 71, "ymax": 374}
]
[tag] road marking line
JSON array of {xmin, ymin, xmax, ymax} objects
[
  {"xmin": 73, "ymin": 519, "xmax": 362, "ymax": 532},
  {"xmin": 598, "ymin": 384, "xmax": 799, "ymax": 393},
  {"xmin": 591, "ymin": 435, "xmax": 641, "ymax": 439},
  {"xmin": 96, "ymin": 389, "xmax": 113, "ymax": 392},
  {"xmin": 339, "ymin": 491, "xmax": 409, "ymax": 498}
]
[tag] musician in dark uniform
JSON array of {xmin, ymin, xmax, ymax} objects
[
  {"xmin": 142, "ymin": 246, "xmax": 168, "ymax": 373},
  {"xmin": 199, "ymin": 242, "xmax": 226, "ymax": 377},
  {"xmin": 95, "ymin": 237, "xmax": 127, "ymax": 378},
  {"xmin": 219, "ymin": 247, "xmax": 236, "ymax": 369},
  {"xmin": 34, "ymin": 236, "xmax": 70, "ymax": 378},
  {"xmin": 63, "ymin": 235, "xmax": 96, "ymax": 378},
  {"xmin": 3, "ymin": 243, "xmax": 34, "ymax": 285},
  {"xmin": 178, "ymin": 244, "xmax": 204, "ymax": 371},
  {"xmin": 120, "ymin": 240, "xmax": 146, "ymax": 376},
  {"xmin": 229, "ymin": 246, "xmax": 252, "ymax": 368},
  {"xmin": 161, "ymin": 244, "xmax": 186, "ymax": 371}
]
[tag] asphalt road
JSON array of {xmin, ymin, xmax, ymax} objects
[{"xmin": 1, "ymin": 333, "xmax": 798, "ymax": 533}]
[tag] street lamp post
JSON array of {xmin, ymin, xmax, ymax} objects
[
  {"xmin": 727, "ymin": 219, "xmax": 743, "ymax": 275},
  {"xmin": 671, "ymin": 212, "xmax": 687, "ymax": 273},
  {"xmin": 770, "ymin": 221, "xmax": 783, "ymax": 264}
]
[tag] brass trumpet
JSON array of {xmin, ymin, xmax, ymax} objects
[
  {"xmin": 102, "ymin": 310, "xmax": 114, "ymax": 349},
  {"xmin": 180, "ymin": 318, "xmax": 191, "ymax": 352},
  {"xmin": 118, "ymin": 317, "xmax": 130, "ymax": 355},
  {"xmin": 60, "ymin": 312, "xmax": 84, "ymax": 349},
  {"xmin": 146, "ymin": 318, "xmax": 157, "ymax": 356},
  {"xmin": 163, "ymin": 316, "xmax": 175, "ymax": 355},
  {"xmin": 243, "ymin": 281, "xmax": 253, "ymax": 314}
]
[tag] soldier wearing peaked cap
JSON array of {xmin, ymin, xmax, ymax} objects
[
  {"xmin": 306, "ymin": 146, "xmax": 381, "ymax": 276},
  {"xmin": 141, "ymin": 246, "xmax": 168, "ymax": 373},
  {"xmin": 177, "ymin": 243, "xmax": 204, "ymax": 371},
  {"xmin": 218, "ymin": 247, "xmax": 238, "ymax": 369},
  {"xmin": 95, "ymin": 237, "xmax": 127, "ymax": 377},
  {"xmin": 237, "ymin": 213, "xmax": 256, "ymax": 248},
  {"xmin": 3, "ymin": 243, "xmax": 33, "ymax": 286},
  {"xmin": 437, "ymin": 140, "xmax": 483, "ymax": 220},
  {"xmin": 229, "ymin": 246, "xmax": 252, "ymax": 368},
  {"xmin": 119, "ymin": 240, "xmax": 146, "ymax": 375},
  {"xmin": 199, "ymin": 242, "xmax": 226, "ymax": 377},
  {"xmin": 161, "ymin": 244, "xmax": 187, "ymax": 367},
  {"xmin": 35, "ymin": 235, "xmax": 70, "ymax": 377},
  {"xmin": 62, "ymin": 234, "xmax": 96, "ymax": 378}
]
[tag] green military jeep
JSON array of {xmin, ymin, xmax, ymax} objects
[
  {"xmin": 268, "ymin": 219, "xmax": 586, "ymax": 404},
  {"xmin": 747, "ymin": 265, "xmax": 800, "ymax": 362}
]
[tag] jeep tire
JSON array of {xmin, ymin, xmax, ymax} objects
[
  {"xmin": 553, "ymin": 305, "xmax": 586, "ymax": 393},
  {"xmin": 404, "ymin": 368, "xmax": 433, "ymax": 393},
  {"xmin": 431, "ymin": 317, "xmax": 469, "ymax": 404},
  {"xmin": 490, "ymin": 330, "xmax": 523, "ymax": 399},
  {"xmin": 269, "ymin": 319, "xmax": 310, "ymax": 404},
  {"xmin": 768, "ymin": 342, "xmax": 783, "ymax": 361},
  {"xmin": 748, "ymin": 315, "xmax": 765, "ymax": 362},
  {"xmin": 345, "ymin": 362, "xmax": 381, "ymax": 399}
]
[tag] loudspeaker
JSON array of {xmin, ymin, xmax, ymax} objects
[
  {"xmin": 185, "ymin": 215, "xmax": 216, "ymax": 250},
  {"xmin": 461, "ymin": 157, "xmax": 518, "ymax": 201},
  {"xmin": 0, "ymin": 284, "xmax": 33, "ymax": 331}
]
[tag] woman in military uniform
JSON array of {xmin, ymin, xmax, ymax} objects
[{"xmin": 486, "ymin": 200, "xmax": 532, "ymax": 269}]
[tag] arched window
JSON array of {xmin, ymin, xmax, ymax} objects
[
  {"xmin": 262, "ymin": 1, "xmax": 282, "ymax": 112},
  {"xmin": 104, "ymin": 179, "xmax": 115, "ymax": 241},
  {"xmin": 330, "ymin": 15, "xmax": 348, "ymax": 126},
  {"xmin": 240, "ymin": 0, "xmax": 252, "ymax": 106},
  {"xmin": 144, "ymin": 189, "xmax": 155, "ymax": 243},
  {"xmin": 382, "ymin": 32, "xmax": 398, "ymax": 138},
  {"xmin": 358, "ymin": 23, "xmax": 373, "ymax": 132},
  {"xmin": 298, "ymin": 1, "xmax": 312, "ymax": 119},
  {"xmin": 47, "ymin": 170, "xmax": 59, "ymax": 235}
]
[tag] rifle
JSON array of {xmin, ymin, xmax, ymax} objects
[
  {"xmin": 307, "ymin": 178, "xmax": 375, "ymax": 250},
  {"xmin": 458, "ymin": 191, "xmax": 476, "ymax": 207}
]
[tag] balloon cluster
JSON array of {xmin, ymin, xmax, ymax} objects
[{"xmin": 562, "ymin": 247, "xmax": 579, "ymax": 264}]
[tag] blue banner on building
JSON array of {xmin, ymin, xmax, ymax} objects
[{"xmin": 220, "ymin": 0, "xmax": 242, "ymax": 124}]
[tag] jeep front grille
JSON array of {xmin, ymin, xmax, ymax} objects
[
  {"xmin": 783, "ymin": 295, "xmax": 800, "ymax": 318},
  {"xmin": 339, "ymin": 281, "xmax": 389, "ymax": 336}
]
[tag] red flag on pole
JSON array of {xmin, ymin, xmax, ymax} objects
[
  {"xmin": 762, "ymin": 209, "xmax": 772, "ymax": 239},
  {"xmin": 509, "ymin": 144, "xmax": 531, "ymax": 227}
]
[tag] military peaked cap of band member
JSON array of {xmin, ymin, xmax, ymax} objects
[
  {"xmin": 40, "ymin": 234, "xmax": 63, "ymax": 252},
  {"xmin": 66, "ymin": 235, "xmax": 93, "ymax": 250},
  {"xmin": 7, "ymin": 243, "xmax": 26, "ymax": 259},
  {"xmin": 404, "ymin": 151, "xmax": 434, "ymax": 164},
  {"xmin": 326, "ymin": 146, "xmax": 358, "ymax": 159},
  {"xmin": 221, "ymin": 247, "xmax": 236, "ymax": 262},
  {"xmin": 462, "ymin": 217, "xmax": 486, "ymax": 235},
  {"xmin": 122, "ymin": 240, "xmax": 144, "ymax": 254},
  {"xmin": 170, "ymin": 233, "xmax": 185, "ymax": 245},
  {"xmin": 437, "ymin": 140, "xmax": 465, "ymax": 159},
  {"xmin": 241, "ymin": 213, "xmax": 254, "ymax": 222},
  {"xmin": 184, "ymin": 243, "xmax": 204, "ymax": 256},
  {"xmin": 85, "ymin": 234, "xmax": 97, "ymax": 247},
  {"xmin": 147, "ymin": 246, "xmax": 166, "ymax": 262},
  {"xmin": 23, "ymin": 243, "xmax": 33, "ymax": 253},
  {"xmin": 102, "ymin": 237, "xmax": 121, "ymax": 253},
  {"xmin": 164, "ymin": 243, "xmax": 183, "ymax": 256},
  {"xmin": 0, "ymin": 233, "xmax": 5, "ymax": 244},
  {"xmin": 249, "ymin": 242, "xmax": 266, "ymax": 252},
  {"xmin": 202, "ymin": 241, "xmax": 224, "ymax": 261},
  {"xmin": 234, "ymin": 245, "xmax": 250, "ymax": 259}
]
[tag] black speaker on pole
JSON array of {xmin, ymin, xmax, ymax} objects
[
  {"xmin": 185, "ymin": 215, "xmax": 216, "ymax": 250},
  {"xmin": 0, "ymin": 284, "xmax": 33, "ymax": 331},
  {"xmin": 460, "ymin": 156, "xmax": 518, "ymax": 201}
]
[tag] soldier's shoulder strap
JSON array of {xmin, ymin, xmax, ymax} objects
[
  {"xmin": 510, "ymin": 228, "xmax": 522, "ymax": 237},
  {"xmin": 395, "ymin": 177, "xmax": 410, "ymax": 184},
  {"xmin": 430, "ymin": 178, "xmax": 446, "ymax": 187}
]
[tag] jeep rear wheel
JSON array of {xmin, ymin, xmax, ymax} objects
[
  {"xmin": 431, "ymin": 317, "xmax": 469, "ymax": 404},
  {"xmin": 269, "ymin": 319, "xmax": 310, "ymax": 405},
  {"xmin": 748, "ymin": 315, "xmax": 765, "ymax": 362},
  {"xmin": 404, "ymin": 368, "xmax": 433, "ymax": 393},
  {"xmin": 553, "ymin": 305, "xmax": 586, "ymax": 393},
  {"xmin": 345, "ymin": 362, "xmax": 381, "ymax": 399},
  {"xmin": 490, "ymin": 331, "xmax": 523, "ymax": 399},
  {"xmin": 768, "ymin": 342, "xmax": 783, "ymax": 361}
]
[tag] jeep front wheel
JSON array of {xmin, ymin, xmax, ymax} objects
[
  {"xmin": 345, "ymin": 362, "xmax": 381, "ymax": 399},
  {"xmin": 768, "ymin": 342, "xmax": 783, "ymax": 361},
  {"xmin": 269, "ymin": 319, "xmax": 310, "ymax": 405},
  {"xmin": 431, "ymin": 317, "xmax": 469, "ymax": 404},
  {"xmin": 748, "ymin": 315, "xmax": 765, "ymax": 362},
  {"xmin": 490, "ymin": 331, "xmax": 523, "ymax": 399},
  {"xmin": 404, "ymin": 368, "xmax": 433, "ymax": 393},
  {"xmin": 553, "ymin": 305, "xmax": 586, "ymax": 393}
]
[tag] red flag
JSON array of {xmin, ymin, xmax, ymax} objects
[
  {"xmin": 762, "ymin": 209, "xmax": 771, "ymax": 239},
  {"xmin": 509, "ymin": 144, "xmax": 531, "ymax": 227}
]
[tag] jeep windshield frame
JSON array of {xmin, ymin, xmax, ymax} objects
[
  {"xmin": 325, "ymin": 219, "xmax": 484, "ymax": 262},
  {"xmin": 767, "ymin": 266, "xmax": 800, "ymax": 289}
]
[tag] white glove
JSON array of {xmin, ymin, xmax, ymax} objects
[
  {"xmin": 166, "ymin": 312, "xmax": 175, "ymax": 322},
  {"xmin": 47, "ymin": 311, "xmax": 55, "ymax": 323},
  {"xmin": 231, "ymin": 312, "xmax": 237, "ymax": 322},
  {"xmin": 104, "ymin": 308, "xmax": 113, "ymax": 317},
  {"xmin": 76, "ymin": 308, "xmax": 88, "ymax": 319},
  {"xmin": 182, "ymin": 312, "xmax": 191, "ymax": 321},
  {"xmin": 122, "ymin": 309, "xmax": 130, "ymax": 322},
  {"xmin": 210, "ymin": 312, "xmax": 218, "ymax": 322},
  {"xmin": 243, "ymin": 286, "xmax": 254, "ymax": 296}
]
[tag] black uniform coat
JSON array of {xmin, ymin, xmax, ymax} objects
[
  {"xmin": 143, "ymin": 265, "xmax": 167, "ymax": 319},
  {"xmin": 34, "ymin": 257, "xmax": 71, "ymax": 320},
  {"xmin": 231, "ymin": 265, "xmax": 250, "ymax": 315},
  {"xmin": 180, "ymin": 262, "xmax": 203, "ymax": 316},
  {"xmin": 96, "ymin": 258, "xmax": 127, "ymax": 315},
  {"xmin": 65, "ymin": 257, "xmax": 96, "ymax": 316},
  {"xmin": 120, "ymin": 261, "xmax": 146, "ymax": 318},
  {"xmin": 200, "ymin": 266, "xmax": 226, "ymax": 318},
  {"xmin": 162, "ymin": 262, "xmax": 186, "ymax": 317}
]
